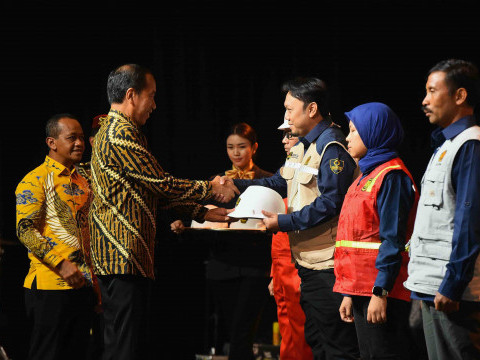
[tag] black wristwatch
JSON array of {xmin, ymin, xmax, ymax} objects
[{"xmin": 372, "ymin": 286, "xmax": 388, "ymax": 297}]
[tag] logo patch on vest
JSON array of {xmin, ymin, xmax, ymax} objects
[
  {"xmin": 438, "ymin": 150, "xmax": 447, "ymax": 162},
  {"xmin": 329, "ymin": 159, "xmax": 344, "ymax": 174},
  {"xmin": 287, "ymin": 152, "xmax": 298, "ymax": 160},
  {"xmin": 235, "ymin": 197, "xmax": 241, "ymax": 207}
]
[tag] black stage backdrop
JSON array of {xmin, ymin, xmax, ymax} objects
[{"xmin": 1, "ymin": 1, "xmax": 479, "ymax": 358}]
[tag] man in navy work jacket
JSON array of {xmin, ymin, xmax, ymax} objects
[{"xmin": 231, "ymin": 77, "xmax": 360, "ymax": 360}]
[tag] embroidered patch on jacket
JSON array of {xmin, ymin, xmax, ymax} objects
[
  {"xmin": 235, "ymin": 197, "xmax": 242, "ymax": 207},
  {"xmin": 288, "ymin": 152, "xmax": 299, "ymax": 160},
  {"xmin": 329, "ymin": 159, "xmax": 344, "ymax": 174}
]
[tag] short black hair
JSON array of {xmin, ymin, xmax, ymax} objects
[
  {"xmin": 281, "ymin": 77, "xmax": 330, "ymax": 118},
  {"xmin": 429, "ymin": 59, "xmax": 480, "ymax": 108},
  {"xmin": 45, "ymin": 113, "xmax": 78, "ymax": 138},
  {"xmin": 107, "ymin": 64, "xmax": 153, "ymax": 104}
]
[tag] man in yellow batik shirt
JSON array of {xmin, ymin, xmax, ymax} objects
[{"xmin": 16, "ymin": 113, "xmax": 95, "ymax": 360}]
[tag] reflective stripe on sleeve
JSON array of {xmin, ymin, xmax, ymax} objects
[
  {"xmin": 284, "ymin": 161, "xmax": 318, "ymax": 175},
  {"xmin": 336, "ymin": 240, "xmax": 381, "ymax": 249},
  {"xmin": 336, "ymin": 240, "xmax": 409, "ymax": 252}
]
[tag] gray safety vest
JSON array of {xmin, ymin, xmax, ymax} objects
[{"xmin": 404, "ymin": 125, "xmax": 480, "ymax": 301}]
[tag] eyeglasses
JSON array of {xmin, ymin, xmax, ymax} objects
[{"xmin": 283, "ymin": 132, "xmax": 295, "ymax": 139}]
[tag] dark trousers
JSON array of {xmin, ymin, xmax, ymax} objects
[
  {"xmin": 98, "ymin": 275, "xmax": 153, "ymax": 360},
  {"xmin": 209, "ymin": 276, "xmax": 271, "ymax": 360},
  {"xmin": 24, "ymin": 281, "xmax": 94, "ymax": 360},
  {"xmin": 421, "ymin": 300, "xmax": 480, "ymax": 360},
  {"xmin": 351, "ymin": 295, "xmax": 411, "ymax": 359},
  {"xmin": 297, "ymin": 266, "xmax": 360, "ymax": 360}
]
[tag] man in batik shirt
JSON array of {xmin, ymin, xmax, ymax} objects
[
  {"xmin": 16, "ymin": 113, "xmax": 94, "ymax": 360},
  {"xmin": 90, "ymin": 64, "xmax": 238, "ymax": 360}
]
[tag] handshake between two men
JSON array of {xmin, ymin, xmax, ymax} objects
[{"xmin": 203, "ymin": 175, "xmax": 239, "ymax": 222}]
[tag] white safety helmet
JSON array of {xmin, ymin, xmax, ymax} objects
[
  {"xmin": 229, "ymin": 186, "xmax": 286, "ymax": 219},
  {"xmin": 229, "ymin": 218, "xmax": 266, "ymax": 230},
  {"xmin": 190, "ymin": 205, "xmax": 229, "ymax": 229},
  {"xmin": 278, "ymin": 117, "xmax": 290, "ymax": 130}
]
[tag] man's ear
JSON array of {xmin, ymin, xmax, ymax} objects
[
  {"xmin": 125, "ymin": 87, "xmax": 135, "ymax": 104},
  {"xmin": 307, "ymin": 102, "xmax": 318, "ymax": 118},
  {"xmin": 455, "ymin": 87, "xmax": 468, "ymax": 106},
  {"xmin": 46, "ymin": 137, "xmax": 56, "ymax": 151}
]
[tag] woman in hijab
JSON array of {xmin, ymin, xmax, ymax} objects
[{"xmin": 333, "ymin": 102, "xmax": 419, "ymax": 359}]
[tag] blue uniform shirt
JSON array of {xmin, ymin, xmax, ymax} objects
[
  {"xmin": 372, "ymin": 170, "xmax": 415, "ymax": 291},
  {"xmin": 411, "ymin": 116, "xmax": 480, "ymax": 301},
  {"xmin": 234, "ymin": 120, "xmax": 356, "ymax": 233}
]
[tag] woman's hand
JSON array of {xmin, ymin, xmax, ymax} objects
[
  {"xmin": 367, "ymin": 295, "xmax": 387, "ymax": 324},
  {"xmin": 339, "ymin": 296, "xmax": 354, "ymax": 322}
]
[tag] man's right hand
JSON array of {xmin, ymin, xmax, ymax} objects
[
  {"xmin": 434, "ymin": 292, "xmax": 460, "ymax": 313},
  {"xmin": 210, "ymin": 176, "xmax": 240, "ymax": 203},
  {"xmin": 57, "ymin": 259, "xmax": 86, "ymax": 289},
  {"xmin": 205, "ymin": 207, "xmax": 235, "ymax": 222}
]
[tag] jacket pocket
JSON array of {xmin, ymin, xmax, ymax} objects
[
  {"xmin": 297, "ymin": 170, "xmax": 317, "ymax": 185},
  {"xmin": 280, "ymin": 166, "xmax": 295, "ymax": 180},
  {"xmin": 412, "ymin": 235, "xmax": 451, "ymax": 261},
  {"xmin": 421, "ymin": 170, "xmax": 445, "ymax": 208}
]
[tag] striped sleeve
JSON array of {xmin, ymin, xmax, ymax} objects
[{"xmin": 101, "ymin": 121, "xmax": 212, "ymax": 202}]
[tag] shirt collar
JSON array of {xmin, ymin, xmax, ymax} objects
[
  {"xmin": 44, "ymin": 156, "xmax": 75, "ymax": 176},
  {"xmin": 299, "ymin": 119, "xmax": 332, "ymax": 148},
  {"xmin": 108, "ymin": 108, "xmax": 136, "ymax": 127},
  {"xmin": 431, "ymin": 115, "xmax": 476, "ymax": 148}
]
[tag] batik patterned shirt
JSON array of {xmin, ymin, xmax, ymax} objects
[
  {"xmin": 89, "ymin": 109, "xmax": 212, "ymax": 279},
  {"xmin": 15, "ymin": 156, "xmax": 93, "ymax": 290}
]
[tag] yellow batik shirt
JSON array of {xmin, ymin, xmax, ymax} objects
[
  {"xmin": 89, "ymin": 109, "xmax": 212, "ymax": 279},
  {"xmin": 15, "ymin": 156, "xmax": 93, "ymax": 290}
]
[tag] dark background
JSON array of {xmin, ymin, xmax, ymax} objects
[{"xmin": 1, "ymin": 0, "xmax": 479, "ymax": 358}]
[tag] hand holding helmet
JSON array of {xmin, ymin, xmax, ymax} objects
[{"xmin": 229, "ymin": 186, "xmax": 286, "ymax": 232}]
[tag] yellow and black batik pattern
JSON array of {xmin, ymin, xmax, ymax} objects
[
  {"xmin": 89, "ymin": 109, "xmax": 211, "ymax": 279},
  {"xmin": 76, "ymin": 161, "xmax": 92, "ymax": 184},
  {"xmin": 15, "ymin": 156, "xmax": 93, "ymax": 290}
]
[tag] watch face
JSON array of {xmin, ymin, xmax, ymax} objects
[{"xmin": 372, "ymin": 286, "xmax": 388, "ymax": 296}]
